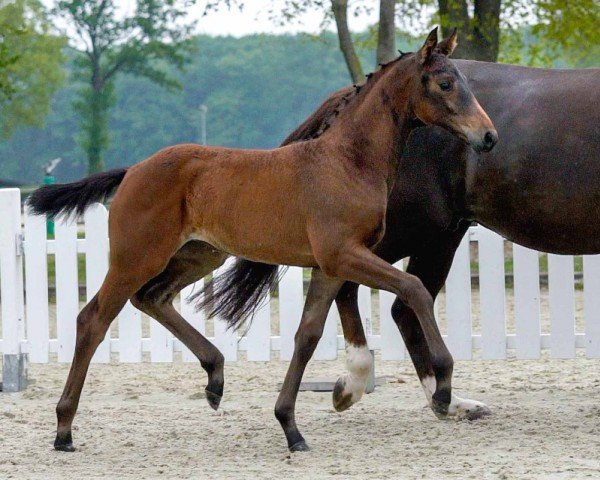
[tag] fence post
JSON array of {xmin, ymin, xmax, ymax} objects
[
  {"xmin": 279, "ymin": 267, "xmax": 304, "ymax": 361},
  {"xmin": 0, "ymin": 189, "xmax": 27, "ymax": 392},
  {"xmin": 445, "ymin": 235, "xmax": 473, "ymax": 360},
  {"xmin": 478, "ymin": 227, "xmax": 507, "ymax": 359},
  {"xmin": 24, "ymin": 206, "xmax": 50, "ymax": 363}
]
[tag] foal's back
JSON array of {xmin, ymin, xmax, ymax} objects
[{"xmin": 109, "ymin": 140, "xmax": 341, "ymax": 267}]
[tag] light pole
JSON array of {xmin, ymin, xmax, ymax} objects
[{"xmin": 199, "ymin": 104, "xmax": 208, "ymax": 145}]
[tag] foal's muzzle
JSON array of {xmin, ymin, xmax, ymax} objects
[
  {"xmin": 481, "ymin": 130, "xmax": 498, "ymax": 152},
  {"xmin": 469, "ymin": 129, "xmax": 498, "ymax": 153}
]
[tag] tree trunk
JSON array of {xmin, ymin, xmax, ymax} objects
[
  {"xmin": 438, "ymin": 0, "xmax": 501, "ymax": 61},
  {"xmin": 85, "ymin": 75, "xmax": 112, "ymax": 174},
  {"xmin": 86, "ymin": 88, "xmax": 105, "ymax": 174},
  {"xmin": 331, "ymin": 0, "xmax": 364, "ymax": 83},
  {"xmin": 376, "ymin": 0, "xmax": 396, "ymax": 64}
]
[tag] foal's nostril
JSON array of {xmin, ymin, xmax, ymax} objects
[{"xmin": 482, "ymin": 131, "xmax": 497, "ymax": 152}]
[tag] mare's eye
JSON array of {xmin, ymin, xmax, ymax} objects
[{"xmin": 439, "ymin": 81, "xmax": 452, "ymax": 92}]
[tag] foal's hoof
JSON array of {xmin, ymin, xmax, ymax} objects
[
  {"xmin": 54, "ymin": 443, "xmax": 76, "ymax": 452},
  {"xmin": 54, "ymin": 433, "xmax": 75, "ymax": 452},
  {"xmin": 332, "ymin": 377, "xmax": 354, "ymax": 412},
  {"xmin": 205, "ymin": 388, "xmax": 222, "ymax": 411},
  {"xmin": 289, "ymin": 440, "xmax": 310, "ymax": 452}
]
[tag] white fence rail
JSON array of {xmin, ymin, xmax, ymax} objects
[{"xmin": 1, "ymin": 188, "xmax": 600, "ymax": 363}]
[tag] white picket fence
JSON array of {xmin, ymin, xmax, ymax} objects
[{"xmin": 1, "ymin": 188, "xmax": 600, "ymax": 364}]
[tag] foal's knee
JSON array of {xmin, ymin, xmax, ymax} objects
[
  {"xmin": 390, "ymin": 297, "xmax": 407, "ymax": 321},
  {"xmin": 400, "ymin": 275, "xmax": 433, "ymax": 312}
]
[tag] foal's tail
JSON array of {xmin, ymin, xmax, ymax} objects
[{"xmin": 27, "ymin": 168, "xmax": 128, "ymax": 218}]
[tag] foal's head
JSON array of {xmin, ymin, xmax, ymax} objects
[{"xmin": 401, "ymin": 28, "xmax": 498, "ymax": 153}]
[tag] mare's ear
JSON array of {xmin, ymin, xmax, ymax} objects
[
  {"xmin": 437, "ymin": 28, "xmax": 458, "ymax": 56},
  {"xmin": 419, "ymin": 27, "xmax": 439, "ymax": 65}
]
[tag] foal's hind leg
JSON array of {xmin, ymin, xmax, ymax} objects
[
  {"xmin": 131, "ymin": 241, "xmax": 228, "ymax": 409},
  {"xmin": 54, "ymin": 266, "xmax": 169, "ymax": 451},
  {"xmin": 275, "ymin": 268, "xmax": 344, "ymax": 452},
  {"xmin": 54, "ymin": 215, "xmax": 183, "ymax": 451}
]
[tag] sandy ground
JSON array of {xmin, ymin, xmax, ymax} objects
[{"xmin": 1, "ymin": 353, "xmax": 599, "ymax": 480}]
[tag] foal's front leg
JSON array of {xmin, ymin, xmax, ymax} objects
[
  {"xmin": 332, "ymin": 282, "xmax": 372, "ymax": 412},
  {"xmin": 317, "ymin": 244, "xmax": 455, "ymax": 417},
  {"xmin": 274, "ymin": 268, "xmax": 344, "ymax": 452}
]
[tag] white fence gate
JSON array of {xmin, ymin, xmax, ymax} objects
[{"xmin": 1, "ymin": 188, "xmax": 600, "ymax": 365}]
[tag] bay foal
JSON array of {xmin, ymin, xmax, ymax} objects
[{"xmin": 28, "ymin": 29, "xmax": 497, "ymax": 452}]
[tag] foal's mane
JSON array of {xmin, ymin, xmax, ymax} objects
[{"xmin": 291, "ymin": 52, "xmax": 413, "ymax": 142}]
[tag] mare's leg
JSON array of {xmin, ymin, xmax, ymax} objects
[
  {"xmin": 131, "ymin": 241, "xmax": 228, "ymax": 409},
  {"xmin": 274, "ymin": 268, "xmax": 344, "ymax": 452},
  {"xmin": 331, "ymin": 282, "xmax": 372, "ymax": 412},
  {"xmin": 391, "ymin": 238, "xmax": 490, "ymax": 419}
]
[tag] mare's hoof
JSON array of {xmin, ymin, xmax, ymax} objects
[
  {"xmin": 205, "ymin": 389, "xmax": 222, "ymax": 410},
  {"xmin": 332, "ymin": 378, "xmax": 354, "ymax": 412},
  {"xmin": 460, "ymin": 404, "xmax": 492, "ymax": 421},
  {"xmin": 431, "ymin": 398, "xmax": 450, "ymax": 420},
  {"xmin": 289, "ymin": 440, "xmax": 310, "ymax": 452}
]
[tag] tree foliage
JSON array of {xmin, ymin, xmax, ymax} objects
[
  {"xmin": 0, "ymin": 34, "xmax": 360, "ymax": 182},
  {"xmin": 54, "ymin": 0, "xmax": 198, "ymax": 173},
  {"xmin": 0, "ymin": 27, "xmax": 593, "ymax": 184},
  {"xmin": 0, "ymin": 0, "xmax": 66, "ymax": 137},
  {"xmin": 261, "ymin": 0, "xmax": 599, "ymax": 69}
]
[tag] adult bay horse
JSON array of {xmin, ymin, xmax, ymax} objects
[
  {"xmin": 27, "ymin": 29, "xmax": 497, "ymax": 452},
  {"xmin": 204, "ymin": 62, "xmax": 600, "ymax": 421}
]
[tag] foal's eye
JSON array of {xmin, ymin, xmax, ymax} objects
[{"xmin": 439, "ymin": 81, "xmax": 452, "ymax": 92}]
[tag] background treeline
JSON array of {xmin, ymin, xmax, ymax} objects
[
  {"xmin": 0, "ymin": 33, "xmax": 387, "ymax": 183},
  {"xmin": 0, "ymin": 30, "xmax": 596, "ymax": 184}
]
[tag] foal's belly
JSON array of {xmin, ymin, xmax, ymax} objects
[{"xmin": 188, "ymin": 222, "xmax": 318, "ymax": 268}]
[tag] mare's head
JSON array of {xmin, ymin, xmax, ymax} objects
[{"xmin": 401, "ymin": 28, "xmax": 498, "ymax": 153}]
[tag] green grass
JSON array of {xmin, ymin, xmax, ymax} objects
[
  {"xmin": 470, "ymin": 254, "xmax": 583, "ymax": 275},
  {"xmin": 46, "ymin": 254, "xmax": 87, "ymax": 285}
]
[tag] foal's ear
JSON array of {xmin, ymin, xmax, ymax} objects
[
  {"xmin": 419, "ymin": 27, "xmax": 439, "ymax": 65},
  {"xmin": 437, "ymin": 28, "xmax": 458, "ymax": 56}
]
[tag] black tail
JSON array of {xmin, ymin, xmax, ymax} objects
[
  {"xmin": 27, "ymin": 168, "xmax": 128, "ymax": 219},
  {"xmin": 191, "ymin": 260, "xmax": 284, "ymax": 331}
]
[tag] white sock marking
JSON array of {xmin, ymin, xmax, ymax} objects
[
  {"xmin": 420, "ymin": 375, "xmax": 489, "ymax": 418},
  {"xmin": 341, "ymin": 344, "xmax": 372, "ymax": 404}
]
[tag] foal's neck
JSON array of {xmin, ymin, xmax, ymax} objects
[{"xmin": 324, "ymin": 62, "xmax": 417, "ymax": 190}]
